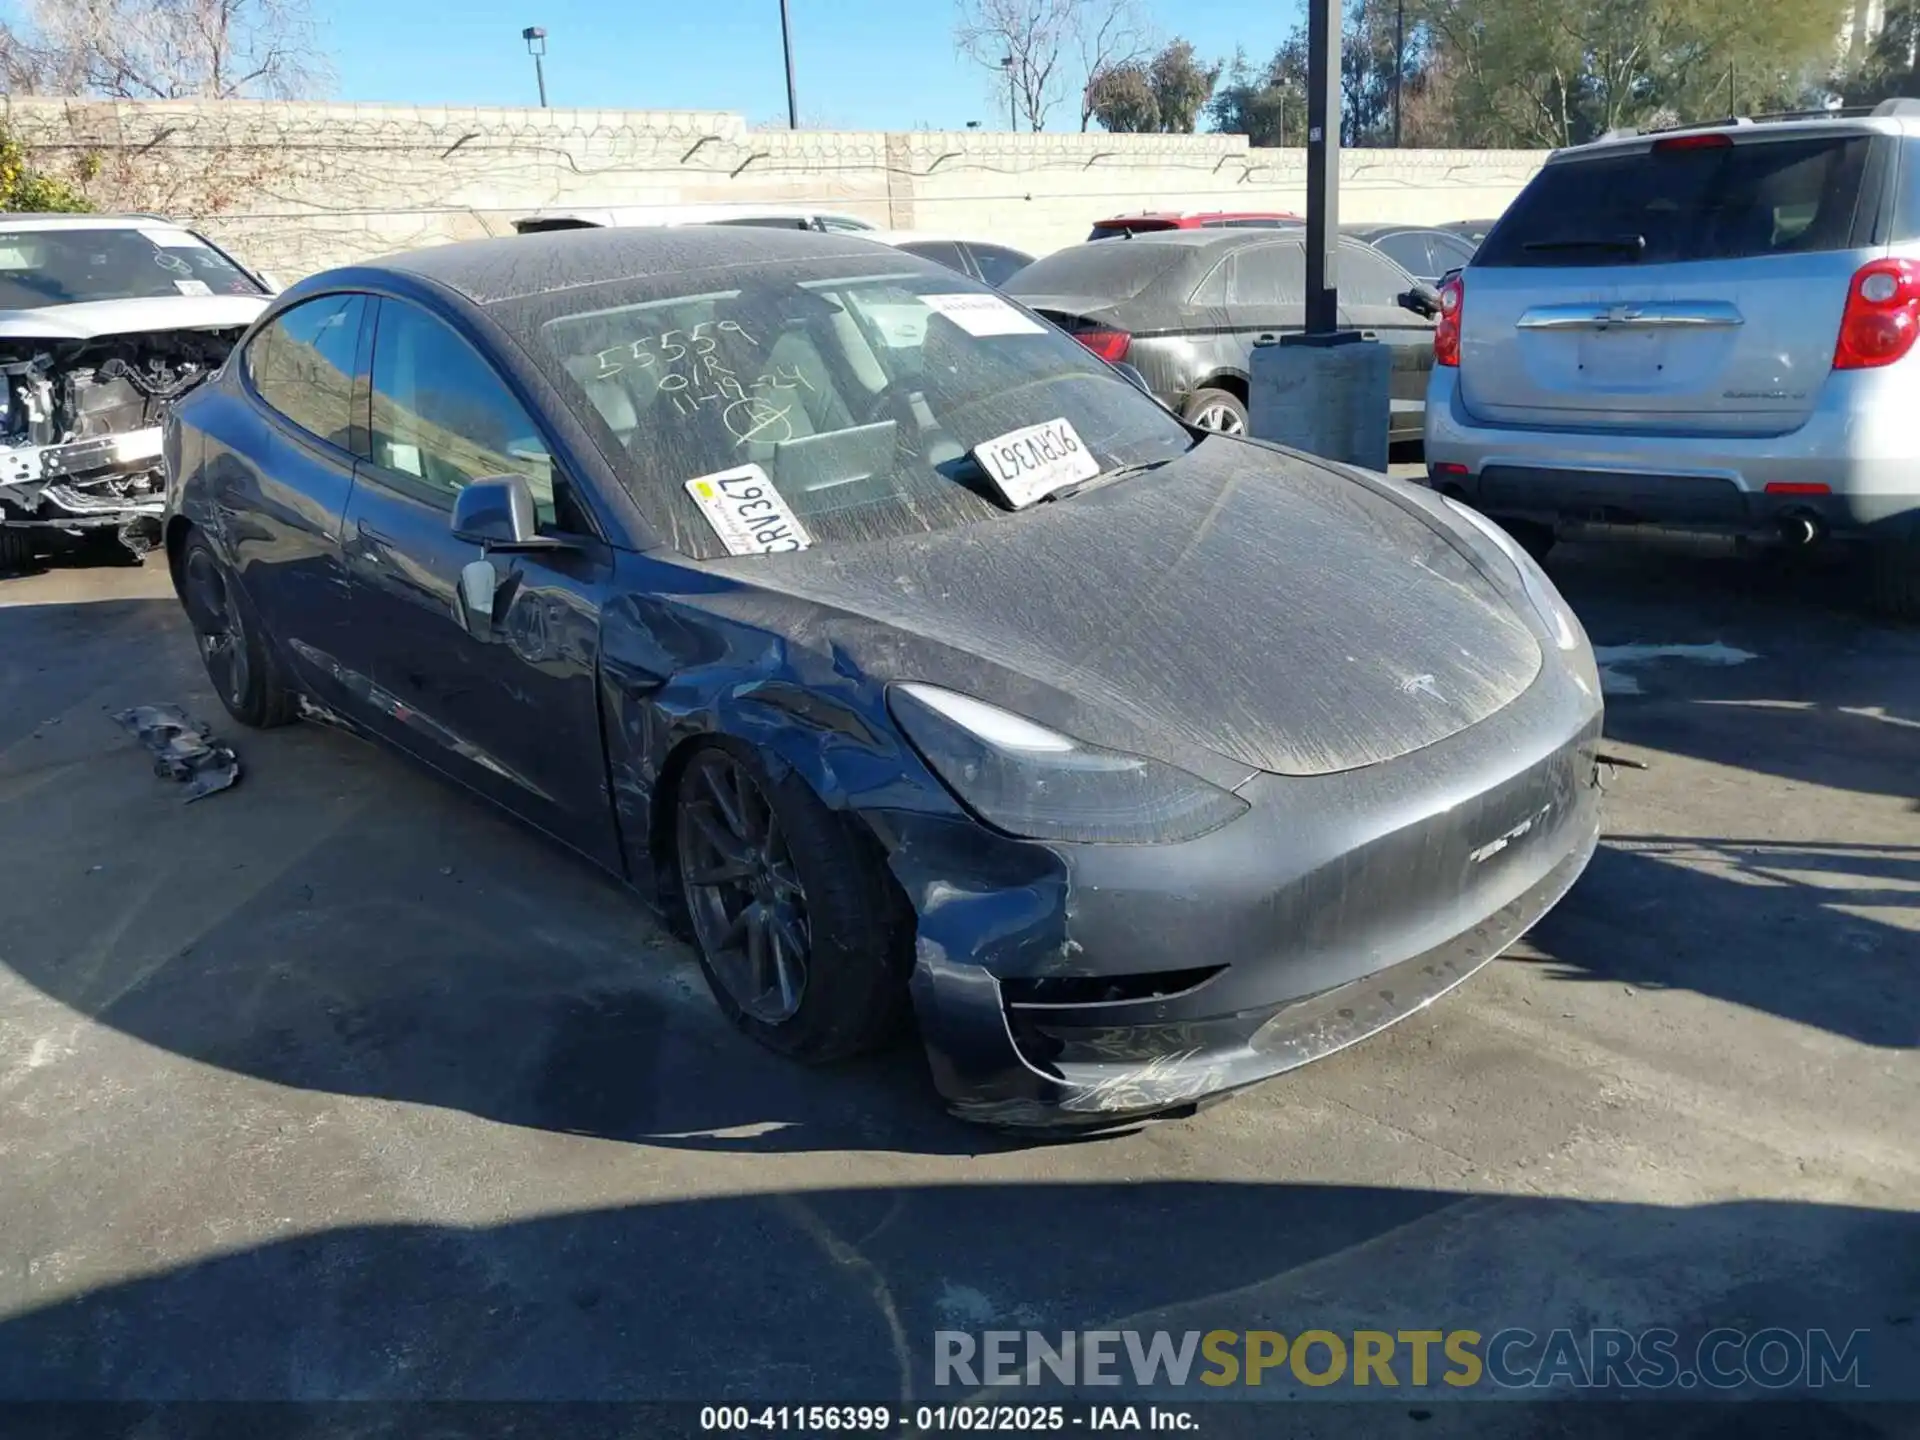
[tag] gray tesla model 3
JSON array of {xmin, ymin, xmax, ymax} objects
[{"xmin": 162, "ymin": 225, "xmax": 1605, "ymax": 1128}]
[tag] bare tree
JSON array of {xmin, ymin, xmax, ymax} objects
[
  {"xmin": 956, "ymin": 0, "xmax": 1079, "ymax": 131},
  {"xmin": 958, "ymin": 0, "xmax": 1153, "ymax": 131},
  {"xmin": 2, "ymin": 0, "xmax": 329, "ymax": 99},
  {"xmin": 1075, "ymin": 0, "xmax": 1151, "ymax": 128}
]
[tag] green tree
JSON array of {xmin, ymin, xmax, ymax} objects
[
  {"xmin": 1207, "ymin": 42, "xmax": 1308, "ymax": 146},
  {"xmin": 1841, "ymin": 0, "xmax": 1920, "ymax": 104},
  {"xmin": 1417, "ymin": 0, "xmax": 1846, "ymax": 148},
  {"xmin": 1149, "ymin": 39, "xmax": 1221, "ymax": 132},
  {"xmin": 0, "ymin": 123, "xmax": 91, "ymax": 212},
  {"xmin": 1088, "ymin": 60, "xmax": 1161, "ymax": 131}
]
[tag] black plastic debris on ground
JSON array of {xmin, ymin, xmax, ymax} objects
[{"xmin": 113, "ymin": 704, "xmax": 241, "ymax": 802}]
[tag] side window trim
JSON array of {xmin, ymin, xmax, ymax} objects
[{"xmin": 241, "ymin": 291, "xmax": 374, "ymax": 463}]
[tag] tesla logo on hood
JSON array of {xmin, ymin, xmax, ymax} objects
[{"xmin": 1399, "ymin": 673, "xmax": 1443, "ymax": 701}]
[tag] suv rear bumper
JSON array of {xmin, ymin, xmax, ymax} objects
[{"xmin": 1422, "ymin": 367, "xmax": 1920, "ymax": 538}]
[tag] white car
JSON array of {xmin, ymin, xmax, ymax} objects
[
  {"xmin": 510, "ymin": 204, "xmax": 880, "ymax": 235},
  {"xmin": 1, "ymin": 214, "xmax": 274, "ymax": 571}
]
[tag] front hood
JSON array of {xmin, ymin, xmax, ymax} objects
[
  {"xmin": 712, "ymin": 439, "xmax": 1543, "ymax": 778},
  {"xmin": 0, "ymin": 295, "xmax": 268, "ymax": 342}
]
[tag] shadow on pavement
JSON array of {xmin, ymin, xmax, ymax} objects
[
  {"xmin": 0, "ymin": 1181, "xmax": 1911, "ymax": 1420},
  {"xmin": 1526, "ymin": 837, "xmax": 1917, "ymax": 1050},
  {"xmin": 1543, "ymin": 541, "xmax": 1920, "ymax": 808}
]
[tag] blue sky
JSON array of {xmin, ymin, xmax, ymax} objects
[{"xmin": 320, "ymin": 0, "xmax": 1303, "ymax": 130}]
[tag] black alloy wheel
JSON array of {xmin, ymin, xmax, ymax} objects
[
  {"xmin": 676, "ymin": 747, "xmax": 812, "ymax": 1025},
  {"xmin": 184, "ymin": 543, "xmax": 254, "ymax": 716}
]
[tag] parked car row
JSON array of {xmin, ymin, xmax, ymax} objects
[{"xmin": 1007, "ymin": 228, "xmax": 1444, "ymax": 438}]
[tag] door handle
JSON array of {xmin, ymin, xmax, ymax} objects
[{"xmin": 1360, "ymin": 330, "xmax": 1379, "ymax": 341}]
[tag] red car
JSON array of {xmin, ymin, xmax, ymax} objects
[{"xmin": 1087, "ymin": 211, "xmax": 1302, "ymax": 241}]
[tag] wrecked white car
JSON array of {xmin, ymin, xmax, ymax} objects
[{"xmin": 1, "ymin": 215, "xmax": 272, "ymax": 572}]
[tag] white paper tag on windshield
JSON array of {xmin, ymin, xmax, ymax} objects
[
  {"xmin": 921, "ymin": 292, "xmax": 1046, "ymax": 338},
  {"xmin": 685, "ymin": 464, "xmax": 811, "ymax": 555},
  {"xmin": 972, "ymin": 417, "xmax": 1100, "ymax": 509},
  {"xmin": 173, "ymin": 279, "xmax": 212, "ymax": 296},
  {"xmin": 139, "ymin": 227, "xmax": 207, "ymax": 250}
]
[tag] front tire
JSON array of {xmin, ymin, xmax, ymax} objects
[
  {"xmin": 179, "ymin": 532, "xmax": 300, "ymax": 729},
  {"xmin": 1181, "ymin": 387, "xmax": 1248, "ymax": 435},
  {"xmin": 674, "ymin": 740, "xmax": 909, "ymax": 1063}
]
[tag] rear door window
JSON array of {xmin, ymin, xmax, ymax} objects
[
  {"xmin": 1428, "ymin": 231, "xmax": 1478, "ymax": 272},
  {"xmin": 967, "ymin": 243, "xmax": 1033, "ymax": 288},
  {"xmin": 245, "ymin": 294, "xmax": 367, "ymax": 451},
  {"xmin": 1226, "ymin": 243, "xmax": 1304, "ymax": 308},
  {"xmin": 1340, "ymin": 246, "xmax": 1412, "ymax": 307},
  {"xmin": 1478, "ymin": 134, "xmax": 1874, "ymax": 267},
  {"xmin": 1372, "ymin": 231, "xmax": 1435, "ymax": 277}
]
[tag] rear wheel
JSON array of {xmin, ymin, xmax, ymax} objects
[
  {"xmin": 1182, "ymin": 387, "xmax": 1248, "ymax": 435},
  {"xmin": 180, "ymin": 532, "xmax": 300, "ymax": 729},
  {"xmin": 1868, "ymin": 536, "xmax": 1920, "ymax": 620},
  {"xmin": 0, "ymin": 526, "xmax": 35, "ymax": 575},
  {"xmin": 674, "ymin": 740, "xmax": 908, "ymax": 1062}
]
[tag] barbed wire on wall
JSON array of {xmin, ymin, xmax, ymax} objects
[{"xmin": 3, "ymin": 100, "xmax": 1546, "ymax": 274}]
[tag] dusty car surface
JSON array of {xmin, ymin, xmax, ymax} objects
[
  {"xmin": 163, "ymin": 225, "xmax": 1605, "ymax": 1128},
  {"xmin": 1005, "ymin": 229, "xmax": 1439, "ymax": 439},
  {"xmin": 1, "ymin": 214, "xmax": 272, "ymax": 572}
]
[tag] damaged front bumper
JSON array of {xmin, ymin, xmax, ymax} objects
[
  {"xmin": 0, "ymin": 427, "xmax": 167, "ymax": 534},
  {"xmin": 880, "ymin": 665, "xmax": 1606, "ymax": 1130}
]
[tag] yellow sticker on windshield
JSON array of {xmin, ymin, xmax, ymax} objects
[{"xmin": 684, "ymin": 464, "xmax": 811, "ymax": 555}]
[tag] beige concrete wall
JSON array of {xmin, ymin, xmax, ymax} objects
[{"xmin": 4, "ymin": 97, "xmax": 1549, "ymax": 278}]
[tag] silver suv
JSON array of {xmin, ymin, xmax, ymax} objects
[{"xmin": 1422, "ymin": 101, "xmax": 1920, "ymax": 617}]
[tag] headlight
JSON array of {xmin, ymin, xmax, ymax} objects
[
  {"xmin": 887, "ymin": 683, "xmax": 1250, "ymax": 845},
  {"xmin": 1442, "ymin": 497, "xmax": 1584, "ymax": 652}
]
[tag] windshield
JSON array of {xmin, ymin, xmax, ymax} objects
[
  {"xmin": 517, "ymin": 258, "xmax": 1195, "ymax": 561},
  {"xmin": 0, "ymin": 226, "xmax": 265, "ymax": 307}
]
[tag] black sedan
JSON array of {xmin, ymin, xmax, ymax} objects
[{"xmin": 162, "ymin": 225, "xmax": 1604, "ymax": 1128}]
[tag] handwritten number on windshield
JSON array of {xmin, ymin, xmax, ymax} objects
[{"xmin": 590, "ymin": 320, "xmax": 757, "ymax": 383}]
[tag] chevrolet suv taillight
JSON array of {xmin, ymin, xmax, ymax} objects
[
  {"xmin": 1834, "ymin": 258, "xmax": 1920, "ymax": 371},
  {"xmin": 1434, "ymin": 274, "xmax": 1464, "ymax": 367},
  {"xmin": 1073, "ymin": 328, "xmax": 1131, "ymax": 363}
]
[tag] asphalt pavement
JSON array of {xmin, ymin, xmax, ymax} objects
[{"xmin": 0, "ymin": 532, "xmax": 1914, "ymax": 1433}]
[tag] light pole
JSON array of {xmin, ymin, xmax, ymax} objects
[
  {"xmin": 521, "ymin": 26, "xmax": 548, "ymax": 108},
  {"xmin": 779, "ymin": 0, "xmax": 798, "ymax": 129},
  {"xmin": 1002, "ymin": 55, "xmax": 1017, "ymax": 130},
  {"xmin": 1304, "ymin": 0, "xmax": 1341, "ymax": 333},
  {"xmin": 1393, "ymin": 0, "xmax": 1404, "ymax": 147}
]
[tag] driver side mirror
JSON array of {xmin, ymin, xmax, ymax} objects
[
  {"xmin": 1397, "ymin": 286, "xmax": 1441, "ymax": 320},
  {"xmin": 450, "ymin": 473, "xmax": 568, "ymax": 553},
  {"xmin": 1113, "ymin": 361, "xmax": 1154, "ymax": 396}
]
